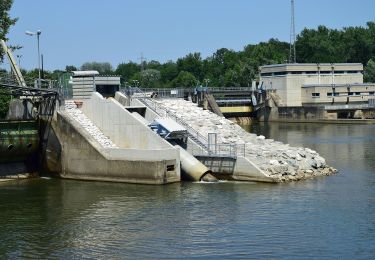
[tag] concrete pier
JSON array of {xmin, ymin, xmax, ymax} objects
[{"xmin": 49, "ymin": 93, "xmax": 180, "ymax": 184}]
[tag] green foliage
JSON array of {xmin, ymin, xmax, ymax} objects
[
  {"xmin": 296, "ymin": 22, "xmax": 375, "ymax": 64},
  {"xmin": 52, "ymin": 20, "xmax": 374, "ymax": 88},
  {"xmin": 0, "ymin": 0, "xmax": 17, "ymax": 116},
  {"xmin": 81, "ymin": 61, "xmax": 113, "ymax": 74},
  {"xmin": 0, "ymin": 88, "xmax": 11, "ymax": 119},
  {"xmin": 364, "ymin": 59, "xmax": 375, "ymax": 83},
  {"xmin": 115, "ymin": 62, "xmax": 140, "ymax": 83},
  {"xmin": 171, "ymin": 71, "xmax": 197, "ymax": 88},
  {"xmin": 139, "ymin": 69, "xmax": 161, "ymax": 88},
  {"xmin": 177, "ymin": 53, "xmax": 203, "ymax": 81},
  {"xmin": 65, "ymin": 65, "xmax": 77, "ymax": 72},
  {"xmin": 0, "ymin": 0, "xmax": 18, "ymax": 62}
]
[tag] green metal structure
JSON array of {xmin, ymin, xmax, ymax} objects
[{"xmin": 0, "ymin": 120, "xmax": 39, "ymax": 163}]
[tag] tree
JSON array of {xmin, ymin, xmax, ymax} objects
[
  {"xmin": 0, "ymin": 0, "xmax": 18, "ymax": 62},
  {"xmin": 177, "ymin": 53, "xmax": 203, "ymax": 80},
  {"xmin": 171, "ymin": 71, "xmax": 197, "ymax": 88},
  {"xmin": 364, "ymin": 59, "xmax": 375, "ymax": 83},
  {"xmin": 0, "ymin": 0, "xmax": 17, "ymax": 118},
  {"xmin": 81, "ymin": 61, "xmax": 113, "ymax": 74},
  {"xmin": 160, "ymin": 61, "xmax": 178, "ymax": 86},
  {"xmin": 115, "ymin": 62, "xmax": 140, "ymax": 83},
  {"xmin": 140, "ymin": 69, "xmax": 161, "ymax": 88},
  {"xmin": 65, "ymin": 65, "xmax": 77, "ymax": 72}
]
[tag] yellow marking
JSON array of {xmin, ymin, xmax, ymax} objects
[{"xmin": 220, "ymin": 106, "xmax": 253, "ymax": 113}]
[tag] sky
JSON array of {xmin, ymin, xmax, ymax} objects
[{"xmin": 4, "ymin": 0, "xmax": 375, "ymax": 71}]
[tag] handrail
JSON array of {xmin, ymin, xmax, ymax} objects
[{"xmin": 126, "ymin": 87, "xmax": 246, "ymax": 157}]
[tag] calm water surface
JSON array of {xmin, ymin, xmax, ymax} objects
[{"xmin": 0, "ymin": 123, "xmax": 374, "ymax": 259}]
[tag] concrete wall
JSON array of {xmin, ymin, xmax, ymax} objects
[
  {"xmin": 52, "ymin": 111, "xmax": 180, "ymax": 184},
  {"xmin": 82, "ymin": 93, "xmax": 173, "ymax": 150},
  {"xmin": 260, "ymin": 63, "xmax": 364, "ymax": 107},
  {"xmin": 302, "ymin": 84, "xmax": 375, "ymax": 105},
  {"xmin": 72, "ymin": 76, "xmax": 121, "ymax": 99}
]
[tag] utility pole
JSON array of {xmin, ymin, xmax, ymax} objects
[
  {"xmin": 289, "ymin": 0, "xmax": 296, "ymax": 63},
  {"xmin": 139, "ymin": 52, "xmax": 146, "ymax": 71}
]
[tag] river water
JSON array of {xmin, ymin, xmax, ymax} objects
[{"xmin": 0, "ymin": 123, "xmax": 374, "ymax": 259}]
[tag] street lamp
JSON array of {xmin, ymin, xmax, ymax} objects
[
  {"xmin": 25, "ymin": 30, "xmax": 41, "ymax": 87},
  {"xmin": 16, "ymin": 54, "xmax": 22, "ymax": 67}
]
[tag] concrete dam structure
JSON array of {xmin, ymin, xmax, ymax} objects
[
  {"xmin": 125, "ymin": 94, "xmax": 337, "ymax": 182},
  {"xmin": 48, "ymin": 92, "xmax": 216, "ymax": 184},
  {"xmin": 49, "ymin": 93, "xmax": 180, "ymax": 184},
  {"xmin": 43, "ymin": 90, "xmax": 336, "ymax": 184}
]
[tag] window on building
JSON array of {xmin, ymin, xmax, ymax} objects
[
  {"xmin": 334, "ymin": 92, "xmax": 340, "ymax": 96},
  {"xmin": 320, "ymin": 71, "xmax": 332, "ymax": 74},
  {"xmin": 369, "ymin": 92, "xmax": 375, "ymax": 96},
  {"xmin": 347, "ymin": 70, "xmax": 361, "ymax": 74},
  {"xmin": 334, "ymin": 71, "xmax": 345, "ymax": 74},
  {"xmin": 348, "ymin": 92, "xmax": 354, "ymax": 96},
  {"xmin": 327, "ymin": 93, "xmax": 333, "ymax": 97},
  {"xmin": 355, "ymin": 92, "xmax": 361, "ymax": 96},
  {"xmin": 305, "ymin": 71, "xmax": 317, "ymax": 74},
  {"xmin": 291, "ymin": 71, "xmax": 302, "ymax": 74},
  {"xmin": 312, "ymin": 93, "xmax": 320, "ymax": 98},
  {"xmin": 274, "ymin": 71, "xmax": 287, "ymax": 76},
  {"xmin": 261, "ymin": 72, "xmax": 272, "ymax": 77}
]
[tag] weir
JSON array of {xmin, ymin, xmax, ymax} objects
[
  {"xmin": 122, "ymin": 89, "xmax": 337, "ymax": 182},
  {"xmin": 46, "ymin": 93, "xmax": 181, "ymax": 184},
  {"xmin": 118, "ymin": 90, "xmax": 276, "ymax": 182}
]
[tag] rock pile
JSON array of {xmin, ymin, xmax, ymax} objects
[
  {"xmin": 65, "ymin": 101, "xmax": 118, "ymax": 148},
  {"xmin": 156, "ymin": 99, "xmax": 337, "ymax": 182}
]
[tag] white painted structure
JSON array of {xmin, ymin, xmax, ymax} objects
[
  {"xmin": 71, "ymin": 71, "xmax": 120, "ymax": 99},
  {"xmin": 259, "ymin": 63, "xmax": 375, "ymax": 106}
]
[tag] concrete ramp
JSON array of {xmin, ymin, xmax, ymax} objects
[
  {"xmin": 51, "ymin": 93, "xmax": 180, "ymax": 184},
  {"xmin": 206, "ymin": 93, "xmax": 224, "ymax": 117}
]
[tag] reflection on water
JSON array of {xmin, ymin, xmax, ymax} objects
[{"xmin": 0, "ymin": 123, "xmax": 374, "ymax": 259}]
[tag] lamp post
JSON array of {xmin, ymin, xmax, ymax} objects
[
  {"xmin": 25, "ymin": 30, "xmax": 41, "ymax": 87},
  {"xmin": 16, "ymin": 54, "xmax": 22, "ymax": 67}
]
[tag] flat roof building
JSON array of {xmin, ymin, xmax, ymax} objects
[
  {"xmin": 70, "ymin": 71, "xmax": 121, "ymax": 99},
  {"xmin": 259, "ymin": 63, "xmax": 374, "ymax": 107}
]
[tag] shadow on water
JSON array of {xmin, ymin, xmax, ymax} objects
[{"xmin": 0, "ymin": 122, "xmax": 374, "ymax": 259}]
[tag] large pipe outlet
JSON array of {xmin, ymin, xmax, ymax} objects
[{"xmin": 177, "ymin": 146, "xmax": 217, "ymax": 182}]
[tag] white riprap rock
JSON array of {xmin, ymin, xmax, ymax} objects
[
  {"xmin": 64, "ymin": 101, "xmax": 118, "ymax": 149},
  {"xmin": 156, "ymin": 99, "xmax": 337, "ymax": 182}
]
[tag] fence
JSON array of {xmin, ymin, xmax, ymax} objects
[{"xmin": 128, "ymin": 87, "xmax": 246, "ymax": 158}]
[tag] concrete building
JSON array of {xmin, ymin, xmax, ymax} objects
[
  {"xmin": 259, "ymin": 63, "xmax": 375, "ymax": 107},
  {"xmin": 71, "ymin": 71, "xmax": 120, "ymax": 99}
]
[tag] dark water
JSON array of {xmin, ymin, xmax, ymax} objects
[{"xmin": 0, "ymin": 123, "xmax": 374, "ymax": 259}]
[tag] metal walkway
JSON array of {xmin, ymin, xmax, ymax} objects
[{"xmin": 127, "ymin": 88, "xmax": 245, "ymax": 159}]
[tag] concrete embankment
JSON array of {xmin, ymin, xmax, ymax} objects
[
  {"xmin": 49, "ymin": 93, "xmax": 180, "ymax": 184},
  {"xmin": 153, "ymin": 99, "xmax": 337, "ymax": 182}
]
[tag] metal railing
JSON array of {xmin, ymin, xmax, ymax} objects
[
  {"xmin": 127, "ymin": 87, "xmax": 246, "ymax": 158},
  {"xmin": 187, "ymin": 143, "xmax": 246, "ymax": 158}
]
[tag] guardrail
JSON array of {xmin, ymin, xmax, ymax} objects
[
  {"xmin": 324, "ymin": 104, "xmax": 374, "ymax": 110},
  {"xmin": 127, "ymin": 87, "xmax": 246, "ymax": 158},
  {"xmin": 187, "ymin": 143, "xmax": 246, "ymax": 158}
]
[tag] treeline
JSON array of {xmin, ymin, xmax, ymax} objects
[{"xmin": 17, "ymin": 21, "xmax": 375, "ymax": 87}]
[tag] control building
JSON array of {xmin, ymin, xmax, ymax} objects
[
  {"xmin": 259, "ymin": 63, "xmax": 375, "ymax": 107},
  {"xmin": 70, "ymin": 71, "xmax": 121, "ymax": 99}
]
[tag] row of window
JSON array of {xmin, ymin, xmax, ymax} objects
[
  {"xmin": 312, "ymin": 92, "xmax": 375, "ymax": 98},
  {"xmin": 261, "ymin": 70, "xmax": 362, "ymax": 77}
]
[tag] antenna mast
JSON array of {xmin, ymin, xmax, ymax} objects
[{"xmin": 289, "ymin": 0, "xmax": 296, "ymax": 63}]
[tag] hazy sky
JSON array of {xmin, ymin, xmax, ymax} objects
[{"xmin": 4, "ymin": 0, "xmax": 375, "ymax": 71}]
